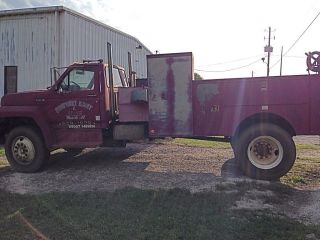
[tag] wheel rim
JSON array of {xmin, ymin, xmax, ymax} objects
[
  {"xmin": 247, "ymin": 136, "xmax": 283, "ymax": 170},
  {"xmin": 11, "ymin": 136, "xmax": 36, "ymax": 165}
]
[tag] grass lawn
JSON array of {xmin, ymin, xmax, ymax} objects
[
  {"xmin": 0, "ymin": 147, "xmax": 5, "ymax": 157},
  {"xmin": 0, "ymin": 159, "xmax": 8, "ymax": 166},
  {"xmin": 171, "ymin": 138, "xmax": 230, "ymax": 149},
  {"xmin": 1, "ymin": 186, "xmax": 319, "ymax": 240},
  {"xmin": 0, "ymin": 147, "xmax": 8, "ymax": 167},
  {"xmin": 281, "ymin": 143, "xmax": 320, "ymax": 188}
]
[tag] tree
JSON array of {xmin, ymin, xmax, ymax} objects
[{"xmin": 194, "ymin": 72, "xmax": 203, "ymax": 80}]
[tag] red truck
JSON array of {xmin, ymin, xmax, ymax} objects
[{"xmin": 0, "ymin": 45, "xmax": 319, "ymax": 180}]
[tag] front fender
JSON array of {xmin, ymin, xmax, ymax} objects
[{"xmin": 0, "ymin": 106, "xmax": 53, "ymax": 147}]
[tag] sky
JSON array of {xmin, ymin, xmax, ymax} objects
[{"xmin": 1, "ymin": 0, "xmax": 320, "ymax": 79}]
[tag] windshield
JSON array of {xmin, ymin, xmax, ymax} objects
[{"xmin": 57, "ymin": 68, "xmax": 95, "ymax": 91}]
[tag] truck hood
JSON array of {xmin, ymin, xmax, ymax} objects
[{"xmin": 1, "ymin": 90, "xmax": 49, "ymax": 106}]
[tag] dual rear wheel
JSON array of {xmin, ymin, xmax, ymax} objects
[{"xmin": 233, "ymin": 123, "xmax": 296, "ymax": 180}]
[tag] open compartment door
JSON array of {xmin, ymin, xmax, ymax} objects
[{"xmin": 147, "ymin": 52, "xmax": 194, "ymax": 137}]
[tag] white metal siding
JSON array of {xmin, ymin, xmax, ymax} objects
[
  {"xmin": 61, "ymin": 11, "xmax": 149, "ymax": 78},
  {"xmin": 0, "ymin": 13, "xmax": 57, "ymax": 94},
  {"xmin": 0, "ymin": 7, "xmax": 151, "ymax": 97}
]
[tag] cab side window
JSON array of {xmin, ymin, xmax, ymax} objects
[
  {"xmin": 113, "ymin": 70, "xmax": 123, "ymax": 87},
  {"xmin": 104, "ymin": 67, "xmax": 126, "ymax": 87},
  {"xmin": 60, "ymin": 69, "xmax": 95, "ymax": 91}
]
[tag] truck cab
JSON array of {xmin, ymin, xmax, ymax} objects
[{"xmin": 0, "ymin": 59, "xmax": 147, "ymax": 172}]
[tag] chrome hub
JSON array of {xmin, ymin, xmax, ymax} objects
[
  {"xmin": 11, "ymin": 136, "xmax": 35, "ymax": 165},
  {"xmin": 247, "ymin": 136, "xmax": 283, "ymax": 170}
]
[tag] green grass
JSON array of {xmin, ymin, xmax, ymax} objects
[
  {"xmin": 296, "ymin": 143, "xmax": 320, "ymax": 150},
  {"xmin": 0, "ymin": 187, "xmax": 319, "ymax": 240},
  {"xmin": 0, "ymin": 148, "xmax": 8, "ymax": 166},
  {"xmin": 281, "ymin": 155, "xmax": 320, "ymax": 188},
  {"xmin": 285, "ymin": 175, "xmax": 306, "ymax": 184},
  {"xmin": 171, "ymin": 140, "xmax": 320, "ymax": 151},
  {"xmin": 0, "ymin": 147, "xmax": 5, "ymax": 157},
  {"xmin": 0, "ymin": 159, "xmax": 8, "ymax": 166},
  {"xmin": 171, "ymin": 138, "xmax": 230, "ymax": 149}
]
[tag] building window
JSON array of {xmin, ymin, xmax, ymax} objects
[{"xmin": 4, "ymin": 66, "xmax": 17, "ymax": 95}]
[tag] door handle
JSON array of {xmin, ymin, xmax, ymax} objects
[{"xmin": 87, "ymin": 94, "xmax": 97, "ymax": 97}]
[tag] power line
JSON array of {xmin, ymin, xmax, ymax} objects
[
  {"xmin": 271, "ymin": 9, "xmax": 320, "ymax": 69},
  {"xmin": 197, "ymin": 54, "xmax": 264, "ymax": 67},
  {"xmin": 195, "ymin": 58, "xmax": 261, "ymax": 73},
  {"xmin": 274, "ymin": 55, "xmax": 305, "ymax": 59}
]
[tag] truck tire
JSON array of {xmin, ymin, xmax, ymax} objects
[
  {"xmin": 234, "ymin": 123, "xmax": 296, "ymax": 180},
  {"xmin": 5, "ymin": 126, "xmax": 49, "ymax": 173},
  {"xmin": 230, "ymin": 137, "xmax": 237, "ymax": 152}
]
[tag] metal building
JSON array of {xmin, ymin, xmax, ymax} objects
[{"xmin": 0, "ymin": 6, "xmax": 152, "ymax": 97}]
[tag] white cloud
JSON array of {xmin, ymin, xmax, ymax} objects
[
  {"xmin": 0, "ymin": 1, "xmax": 10, "ymax": 9},
  {"xmin": 0, "ymin": 0, "xmax": 58, "ymax": 9}
]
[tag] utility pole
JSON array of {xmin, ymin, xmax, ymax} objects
[
  {"xmin": 267, "ymin": 27, "xmax": 271, "ymax": 77},
  {"xmin": 280, "ymin": 46, "xmax": 283, "ymax": 76},
  {"xmin": 264, "ymin": 26, "xmax": 274, "ymax": 77}
]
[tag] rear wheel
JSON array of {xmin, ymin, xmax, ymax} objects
[
  {"xmin": 5, "ymin": 126, "xmax": 49, "ymax": 173},
  {"xmin": 234, "ymin": 123, "xmax": 296, "ymax": 180}
]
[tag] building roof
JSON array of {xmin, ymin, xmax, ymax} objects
[{"xmin": 0, "ymin": 5, "xmax": 152, "ymax": 54}]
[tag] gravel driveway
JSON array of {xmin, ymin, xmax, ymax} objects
[{"xmin": 0, "ymin": 141, "xmax": 236, "ymax": 193}]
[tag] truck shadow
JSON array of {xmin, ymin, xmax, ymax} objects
[
  {"xmin": 0, "ymin": 165, "xmax": 12, "ymax": 177},
  {"xmin": 2, "ymin": 142, "xmax": 268, "ymax": 182},
  {"xmin": 46, "ymin": 143, "xmax": 246, "ymax": 179},
  {"xmin": 46, "ymin": 144, "xmax": 149, "ymax": 172},
  {"xmin": 220, "ymin": 158, "xmax": 244, "ymax": 178}
]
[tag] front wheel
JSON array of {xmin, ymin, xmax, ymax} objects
[
  {"xmin": 234, "ymin": 123, "xmax": 296, "ymax": 180},
  {"xmin": 5, "ymin": 126, "xmax": 49, "ymax": 173}
]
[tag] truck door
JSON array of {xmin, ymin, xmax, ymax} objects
[{"xmin": 44, "ymin": 66, "xmax": 103, "ymax": 147}]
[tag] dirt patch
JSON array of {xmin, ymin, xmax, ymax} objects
[
  {"xmin": 0, "ymin": 137, "xmax": 320, "ymax": 225},
  {"xmin": 293, "ymin": 135, "xmax": 320, "ymax": 145},
  {"xmin": 232, "ymin": 189, "xmax": 275, "ymax": 210}
]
